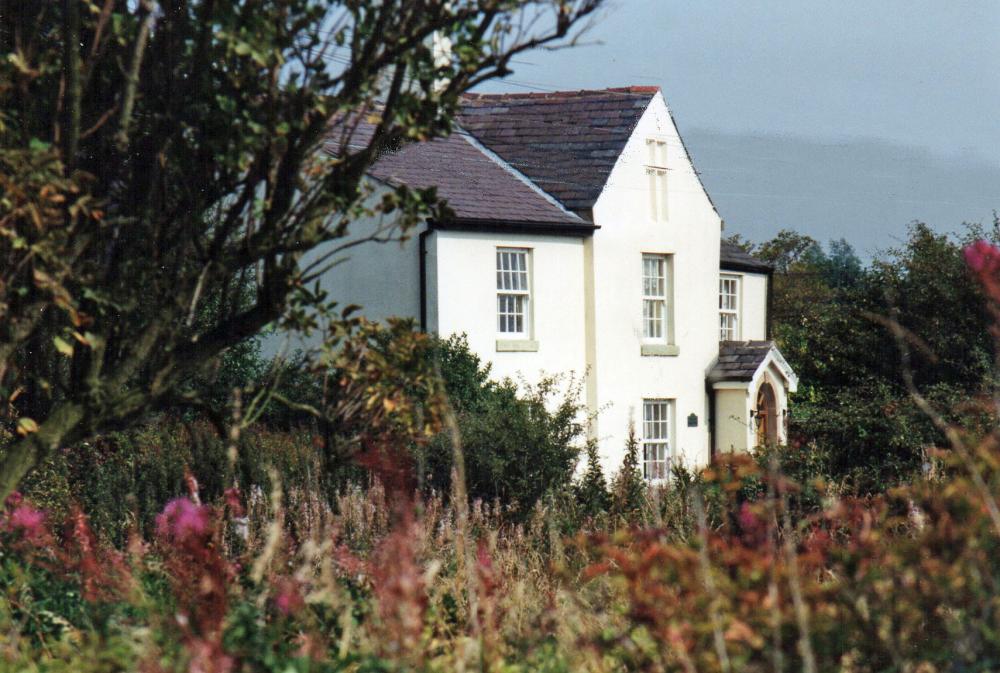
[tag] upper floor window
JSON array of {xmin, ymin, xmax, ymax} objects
[
  {"xmin": 642, "ymin": 399, "xmax": 673, "ymax": 481},
  {"xmin": 645, "ymin": 137, "xmax": 668, "ymax": 221},
  {"xmin": 719, "ymin": 274, "xmax": 740, "ymax": 341},
  {"xmin": 497, "ymin": 248, "xmax": 530, "ymax": 336},
  {"xmin": 642, "ymin": 254, "xmax": 670, "ymax": 341}
]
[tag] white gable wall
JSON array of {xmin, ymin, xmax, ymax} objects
[
  {"xmin": 588, "ymin": 91, "xmax": 723, "ymax": 475},
  {"xmin": 741, "ymin": 272, "xmax": 768, "ymax": 340}
]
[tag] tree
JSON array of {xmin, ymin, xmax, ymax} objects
[
  {"xmin": 755, "ymin": 222, "xmax": 999, "ymax": 491},
  {"xmin": 574, "ymin": 439, "xmax": 610, "ymax": 517},
  {"xmin": 0, "ymin": 0, "xmax": 603, "ymax": 497},
  {"xmin": 611, "ymin": 421, "xmax": 645, "ymax": 519}
]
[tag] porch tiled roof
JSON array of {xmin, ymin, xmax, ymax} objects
[{"xmin": 709, "ymin": 341, "xmax": 775, "ymax": 382}]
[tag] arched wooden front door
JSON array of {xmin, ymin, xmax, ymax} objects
[{"xmin": 755, "ymin": 382, "xmax": 778, "ymax": 446}]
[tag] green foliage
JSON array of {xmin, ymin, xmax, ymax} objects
[
  {"xmin": 420, "ymin": 335, "xmax": 585, "ymax": 516},
  {"xmin": 747, "ymin": 222, "xmax": 999, "ymax": 492},
  {"xmin": 20, "ymin": 420, "xmax": 323, "ymax": 545},
  {"xmin": 574, "ymin": 440, "xmax": 611, "ymax": 518},
  {"xmin": 610, "ymin": 421, "xmax": 646, "ymax": 520},
  {"xmin": 0, "ymin": 0, "xmax": 604, "ymax": 499}
]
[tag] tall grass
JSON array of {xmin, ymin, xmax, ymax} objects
[{"xmin": 5, "ymin": 434, "xmax": 1000, "ymax": 672}]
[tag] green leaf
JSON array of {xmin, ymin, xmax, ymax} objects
[
  {"xmin": 29, "ymin": 138, "xmax": 51, "ymax": 152},
  {"xmin": 16, "ymin": 418, "xmax": 38, "ymax": 436},
  {"xmin": 53, "ymin": 336, "xmax": 74, "ymax": 357}
]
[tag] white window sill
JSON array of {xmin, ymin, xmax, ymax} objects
[
  {"xmin": 641, "ymin": 343, "xmax": 679, "ymax": 357},
  {"xmin": 497, "ymin": 339, "xmax": 539, "ymax": 352}
]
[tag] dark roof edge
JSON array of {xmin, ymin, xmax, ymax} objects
[
  {"xmin": 462, "ymin": 85, "xmax": 660, "ymax": 100},
  {"xmin": 429, "ymin": 218, "xmax": 598, "ymax": 237},
  {"xmin": 720, "ymin": 259, "xmax": 773, "ymax": 274}
]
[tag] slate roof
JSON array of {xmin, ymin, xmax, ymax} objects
[
  {"xmin": 720, "ymin": 241, "xmax": 772, "ymax": 273},
  {"xmin": 327, "ymin": 120, "xmax": 584, "ymax": 229},
  {"xmin": 459, "ymin": 87, "xmax": 659, "ymax": 211},
  {"xmin": 709, "ymin": 341, "xmax": 775, "ymax": 382}
]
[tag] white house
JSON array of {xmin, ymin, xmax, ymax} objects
[{"xmin": 295, "ymin": 86, "xmax": 798, "ymax": 478}]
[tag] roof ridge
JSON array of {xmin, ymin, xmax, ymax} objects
[{"xmin": 462, "ymin": 85, "xmax": 659, "ymax": 100}]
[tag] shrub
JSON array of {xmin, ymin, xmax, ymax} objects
[
  {"xmin": 419, "ymin": 335, "xmax": 585, "ymax": 516},
  {"xmin": 574, "ymin": 440, "xmax": 611, "ymax": 518},
  {"xmin": 610, "ymin": 421, "xmax": 646, "ymax": 521},
  {"xmin": 20, "ymin": 420, "xmax": 325, "ymax": 544}
]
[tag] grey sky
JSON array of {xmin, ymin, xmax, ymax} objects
[{"xmin": 479, "ymin": 1, "xmax": 1000, "ymax": 256}]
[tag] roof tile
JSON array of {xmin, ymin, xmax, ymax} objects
[
  {"xmin": 720, "ymin": 241, "xmax": 772, "ymax": 273},
  {"xmin": 332, "ymin": 122, "xmax": 582, "ymax": 228},
  {"xmin": 709, "ymin": 341, "xmax": 775, "ymax": 382},
  {"xmin": 459, "ymin": 88, "xmax": 658, "ymax": 211}
]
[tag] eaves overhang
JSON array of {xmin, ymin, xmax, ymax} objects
[{"xmin": 428, "ymin": 217, "xmax": 599, "ymax": 238}]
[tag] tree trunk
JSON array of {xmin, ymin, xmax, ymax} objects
[
  {"xmin": 0, "ymin": 402, "xmax": 85, "ymax": 501},
  {"xmin": 62, "ymin": 0, "xmax": 81, "ymax": 164}
]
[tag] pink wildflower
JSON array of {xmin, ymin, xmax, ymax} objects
[
  {"xmin": 737, "ymin": 501, "xmax": 758, "ymax": 530},
  {"xmin": 156, "ymin": 498, "xmax": 211, "ymax": 543},
  {"xmin": 964, "ymin": 240, "xmax": 1000, "ymax": 274},
  {"xmin": 964, "ymin": 240, "xmax": 1000, "ymax": 303},
  {"xmin": 4, "ymin": 491, "xmax": 23, "ymax": 510},
  {"xmin": 274, "ymin": 578, "xmax": 305, "ymax": 616},
  {"xmin": 737, "ymin": 501, "xmax": 768, "ymax": 546},
  {"xmin": 6, "ymin": 504, "xmax": 46, "ymax": 542},
  {"xmin": 223, "ymin": 487, "xmax": 244, "ymax": 517}
]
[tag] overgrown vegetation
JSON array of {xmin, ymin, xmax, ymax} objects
[
  {"xmin": 6, "ymin": 421, "xmax": 1000, "ymax": 671},
  {"xmin": 420, "ymin": 335, "xmax": 585, "ymax": 516},
  {"xmin": 5, "ymin": 228, "xmax": 1000, "ymax": 670},
  {"xmin": 731, "ymin": 221, "xmax": 1000, "ymax": 492}
]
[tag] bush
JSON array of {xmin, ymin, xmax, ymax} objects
[
  {"xmin": 751, "ymin": 223, "xmax": 1000, "ymax": 493},
  {"xmin": 610, "ymin": 421, "xmax": 646, "ymax": 521},
  {"xmin": 419, "ymin": 335, "xmax": 585, "ymax": 516},
  {"xmin": 20, "ymin": 419, "xmax": 325, "ymax": 544},
  {"xmin": 574, "ymin": 440, "xmax": 611, "ymax": 518}
]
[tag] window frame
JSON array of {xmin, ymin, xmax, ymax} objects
[
  {"xmin": 645, "ymin": 137, "xmax": 669, "ymax": 222},
  {"xmin": 641, "ymin": 399, "xmax": 674, "ymax": 482},
  {"xmin": 496, "ymin": 247, "xmax": 532, "ymax": 338},
  {"xmin": 719, "ymin": 273, "xmax": 741, "ymax": 341},
  {"xmin": 642, "ymin": 253, "xmax": 672, "ymax": 343}
]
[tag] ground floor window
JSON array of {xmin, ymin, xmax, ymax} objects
[{"xmin": 642, "ymin": 399, "xmax": 673, "ymax": 480}]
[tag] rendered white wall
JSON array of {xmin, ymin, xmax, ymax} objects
[
  {"xmin": 741, "ymin": 272, "xmax": 768, "ymax": 341},
  {"xmin": 261, "ymin": 182, "xmax": 422, "ymax": 357},
  {"xmin": 588, "ymin": 91, "xmax": 723, "ymax": 475},
  {"xmin": 313, "ymin": 228, "xmax": 423, "ymax": 326},
  {"xmin": 430, "ymin": 229, "xmax": 588, "ymax": 386},
  {"xmin": 714, "ymin": 387, "xmax": 749, "ymax": 454}
]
